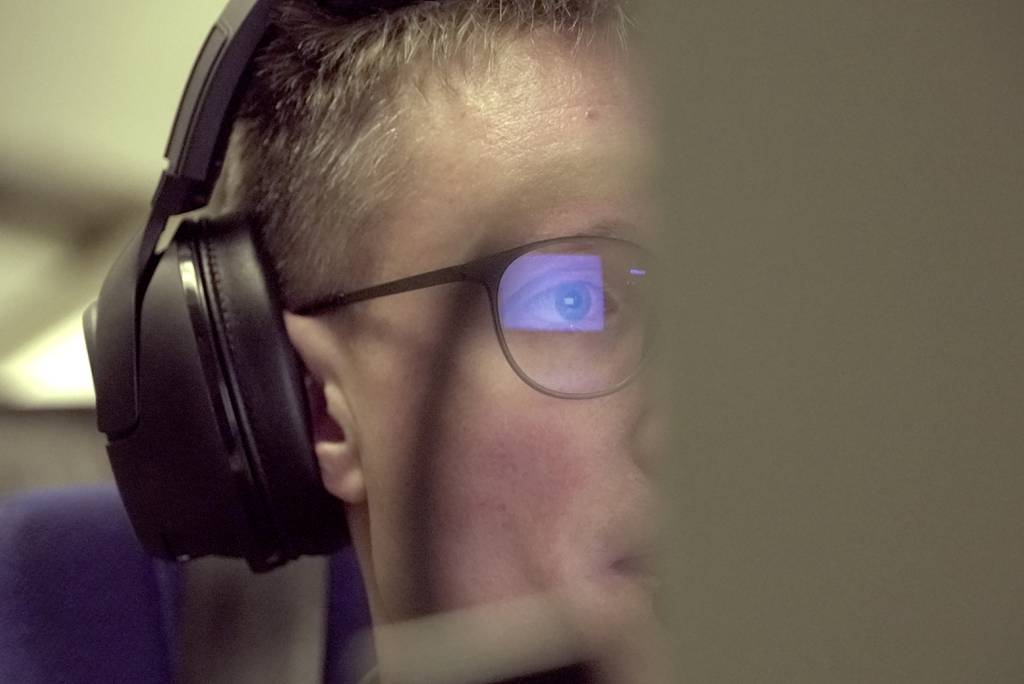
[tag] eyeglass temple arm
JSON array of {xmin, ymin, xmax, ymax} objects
[{"xmin": 292, "ymin": 263, "xmax": 477, "ymax": 316}]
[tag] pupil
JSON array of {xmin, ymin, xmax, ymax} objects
[{"xmin": 555, "ymin": 282, "xmax": 592, "ymax": 321}]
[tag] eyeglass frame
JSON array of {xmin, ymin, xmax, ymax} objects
[{"xmin": 291, "ymin": 234, "xmax": 654, "ymax": 399}]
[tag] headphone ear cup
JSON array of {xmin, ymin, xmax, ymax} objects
[
  {"xmin": 108, "ymin": 214, "xmax": 347, "ymax": 572},
  {"xmin": 187, "ymin": 214, "xmax": 350, "ymax": 567}
]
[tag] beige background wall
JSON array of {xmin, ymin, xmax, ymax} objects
[
  {"xmin": 0, "ymin": 2, "xmax": 223, "ymax": 408},
  {"xmin": 0, "ymin": 4, "xmax": 221, "ymax": 489},
  {"xmin": 0, "ymin": 410, "xmax": 110, "ymax": 496},
  {"xmin": 648, "ymin": 1, "xmax": 1024, "ymax": 682}
]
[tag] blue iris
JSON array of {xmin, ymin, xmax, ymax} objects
[
  {"xmin": 498, "ymin": 253, "xmax": 606, "ymax": 331},
  {"xmin": 553, "ymin": 281, "xmax": 593, "ymax": 322}
]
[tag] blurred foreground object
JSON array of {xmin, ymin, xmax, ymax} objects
[{"xmin": 647, "ymin": 0, "xmax": 1024, "ymax": 682}]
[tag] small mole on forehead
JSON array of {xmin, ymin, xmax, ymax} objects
[{"xmin": 584, "ymin": 109, "xmax": 599, "ymax": 121}]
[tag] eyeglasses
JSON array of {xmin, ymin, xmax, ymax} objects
[{"xmin": 293, "ymin": 235, "xmax": 656, "ymax": 399}]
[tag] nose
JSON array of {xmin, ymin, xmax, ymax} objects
[
  {"xmin": 619, "ymin": 365, "xmax": 663, "ymax": 476},
  {"xmin": 632, "ymin": 398, "xmax": 665, "ymax": 476}
]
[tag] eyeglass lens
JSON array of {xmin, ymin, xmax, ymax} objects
[{"xmin": 496, "ymin": 238, "xmax": 652, "ymax": 396}]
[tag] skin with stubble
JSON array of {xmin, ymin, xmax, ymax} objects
[{"xmin": 284, "ymin": 33, "xmax": 663, "ymax": 680}]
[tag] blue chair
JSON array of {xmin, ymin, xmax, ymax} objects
[{"xmin": 0, "ymin": 486, "xmax": 371, "ymax": 683}]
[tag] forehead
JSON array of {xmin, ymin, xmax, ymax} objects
[{"xmin": 369, "ymin": 37, "xmax": 653, "ymax": 278}]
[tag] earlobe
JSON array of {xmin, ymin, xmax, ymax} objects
[
  {"xmin": 283, "ymin": 312, "xmax": 367, "ymax": 505},
  {"xmin": 315, "ymin": 437, "xmax": 367, "ymax": 505},
  {"xmin": 314, "ymin": 383, "xmax": 367, "ymax": 505}
]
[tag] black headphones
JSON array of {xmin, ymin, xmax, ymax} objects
[{"xmin": 84, "ymin": 0, "xmax": 421, "ymax": 571}]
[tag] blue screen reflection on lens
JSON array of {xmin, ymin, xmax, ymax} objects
[{"xmin": 499, "ymin": 253, "xmax": 605, "ymax": 331}]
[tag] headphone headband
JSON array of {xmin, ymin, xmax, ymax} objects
[
  {"xmin": 166, "ymin": 0, "xmax": 271, "ymax": 187},
  {"xmin": 90, "ymin": 0, "xmax": 435, "ymax": 437},
  {"xmin": 88, "ymin": 0, "xmax": 272, "ymax": 438},
  {"xmin": 85, "ymin": 0, "xmax": 425, "ymax": 570}
]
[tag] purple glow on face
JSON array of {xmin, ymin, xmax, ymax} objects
[{"xmin": 499, "ymin": 253, "xmax": 605, "ymax": 331}]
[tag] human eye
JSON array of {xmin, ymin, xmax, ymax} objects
[{"xmin": 498, "ymin": 253, "xmax": 611, "ymax": 332}]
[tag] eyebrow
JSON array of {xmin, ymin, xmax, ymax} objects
[
  {"xmin": 475, "ymin": 219, "xmax": 642, "ymax": 257},
  {"xmin": 477, "ymin": 180, "xmax": 650, "ymax": 258}
]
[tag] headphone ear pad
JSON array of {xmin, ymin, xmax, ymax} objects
[{"xmin": 186, "ymin": 214, "xmax": 349, "ymax": 566}]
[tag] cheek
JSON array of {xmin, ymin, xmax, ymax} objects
[
  {"xmin": 347, "ymin": 292, "xmax": 634, "ymax": 614},
  {"xmin": 425, "ymin": 391, "xmax": 616, "ymax": 605},
  {"xmin": 444, "ymin": 410, "xmax": 581, "ymax": 527}
]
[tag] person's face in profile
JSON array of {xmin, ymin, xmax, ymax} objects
[{"xmin": 287, "ymin": 33, "xmax": 657, "ymax": 649}]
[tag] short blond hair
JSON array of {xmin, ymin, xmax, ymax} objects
[{"xmin": 220, "ymin": 0, "xmax": 630, "ymax": 309}]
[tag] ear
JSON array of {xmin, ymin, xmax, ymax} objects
[{"xmin": 283, "ymin": 312, "xmax": 367, "ymax": 505}]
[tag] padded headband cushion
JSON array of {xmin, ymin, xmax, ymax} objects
[{"xmin": 188, "ymin": 214, "xmax": 349, "ymax": 565}]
